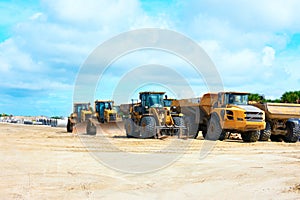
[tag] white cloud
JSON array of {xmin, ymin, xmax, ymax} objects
[
  {"xmin": 177, "ymin": 0, "xmax": 300, "ymax": 99},
  {"xmin": 185, "ymin": 0, "xmax": 300, "ymax": 32},
  {"xmin": 0, "ymin": 38, "xmax": 41, "ymax": 72},
  {"xmin": 198, "ymin": 38, "xmax": 293, "ymax": 97},
  {"xmin": 42, "ymin": 0, "xmax": 142, "ymax": 29},
  {"xmin": 262, "ymin": 46, "xmax": 275, "ymax": 67},
  {"xmin": 0, "ymin": 0, "xmax": 177, "ymax": 115},
  {"xmin": 29, "ymin": 12, "xmax": 44, "ymax": 20},
  {"xmin": 1, "ymin": 0, "xmax": 300, "ymax": 115}
]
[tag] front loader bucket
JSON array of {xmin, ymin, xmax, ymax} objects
[
  {"xmin": 97, "ymin": 121, "xmax": 125, "ymax": 136},
  {"xmin": 85, "ymin": 118, "xmax": 124, "ymax": 136}
]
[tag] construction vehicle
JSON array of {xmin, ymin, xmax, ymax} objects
[
  {"xmin": 163, "ymin": 97, "xmax": 175, "ymax": 109},
  {"xmin": 67, "ymin": 103, "xmax": 93, "ymax": 132},
  {"xmin": 172, "ymin": 92, "xmax": 266, "ymax": 142},
  {"xmin": 124, "ymin": 91, "xmax": 187, "ymax": 138},
  {"xmin": 251, "ymin": 102, "xmax": 300, "ymax": 142},
  {"xmin": 86, "ymin": 100, "xmax": 122, "ymax": 135},
  {"xmin": 163, "ymin": 96, "xmax": 180, "ymax": 114},
  {"xmin": 120, "ymin": 103, "xmax": 132, "ymax": 119}
]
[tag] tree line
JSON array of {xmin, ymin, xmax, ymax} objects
[
  {"xmin": 0, "ymin": 113, "xmax": 12, "ymax": 117},
  {"xmin": 249, "ymin": 91, "xmax": 300, "ymax": 103}
]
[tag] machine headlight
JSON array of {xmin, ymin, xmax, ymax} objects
[{"xmin": 226, "ymin": 110, "xmax": 234, "ymax": 120}]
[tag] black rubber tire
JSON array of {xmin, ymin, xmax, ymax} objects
[
  {"xmin": 86, "ymin": 121, "xmax": 96, "ymax": 135},
  {"xmin": 219, "ymin": 131, "xmax": 229, "ymax": 141},
  {"xmin": 184, "ymin": 116, "xmax": 199, "ymax": 138},
  {"xmin": 125, "ymin": 118, "xmax": 135, "ymax": 138},
  {"xmin": 241, "ymin": 131, "xmax": 260, "ymax": 142},
  {"xmin": 206, "ymin": 113, "xmax": 223, "ymax": 141},
  {"xmin": 201, "ymin": 127, "xmax": 207, "ymax": 139},
  {"xmin": 284, "ymin": 121, "xmax": 300, "ymax": 143},
  {"xmin": 259, "ymin": 121, "xmax": 271, "ymax": 141},
  {"xmin": 67, "ymin": 119, "xmax": 73, "ymax": 132},
  {"xmin": 140, "ymin": 116, "xmax": 156, "ymax": 138},
  {"xmin": 173, "ymin": 117, "xmax": 185, "ymax": 136}
]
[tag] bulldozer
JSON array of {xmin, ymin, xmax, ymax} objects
[
  {"xmin": 124, "ymin": 91, "xmax": 187, "ymax": 139},
  {"xmin": 86, "ymin": 100, "xmax": 122, "ymax": 135},
  {"xmin": 67, "ymin": 102, "xmax": 93, "ymax": 132}
]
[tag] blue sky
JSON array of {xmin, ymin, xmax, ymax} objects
[{"xmin": 0, "ymin": 0, "xmax": 300, "ymax": 116}]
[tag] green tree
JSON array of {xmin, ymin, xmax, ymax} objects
[
  {"xmin": 0, "ymin": 113, "xmax": 9, "ymax": 117},
  {"xmin": 249, "ymin": 93, "xmax": 265, "ymax": 102},
  {"xmin": 281, "ymin": 91, "xmax": 300, "ymax": 103},
  {"xmin": 51, "ymin": 116, "xmax": 63, "ymax": 119}
]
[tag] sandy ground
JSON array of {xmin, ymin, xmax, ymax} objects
[{"xmin": 1, "ymin": 123, "xmax": 300, "ymax": 200}]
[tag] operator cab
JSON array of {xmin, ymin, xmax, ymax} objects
[
  {"xmin": 218, "ymin": 92, "xmax": 249, "ymax": 107},
  {"xmin": 95, "ymin": 100, "xmax": 114, "ymax": 123},
  {"xmin": 74, "ymin": 103, "xmax": 90, "ymax": 113},
  {"xmin": 140, "ymin": 92, "xmax": 165, "ymax": 109},
  {"xmin": 163, "ymin": 99, "xmax": 173, "ymax": 107},
  {"xmin": 95, "ymin": 101, "xmax": 113, "ymax": 112},
  {"xmin": 74, "ymin": 103, "xmax": 90, "ymax": 121}
]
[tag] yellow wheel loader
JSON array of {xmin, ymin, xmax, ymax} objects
[
  {"xmin": 86, "ymin": 100, "xmax": 122, "ymax": 135},
  {"xmin": 67, "ymin": 103, "xmax": 93, "ymax": 132},
  {"xmin": 124, "ymin": 92, "xmax": 187, "ymax": 139},
  {"xmin": 163, "ymin": 97, "xmax": 176, "ymax": 110}
]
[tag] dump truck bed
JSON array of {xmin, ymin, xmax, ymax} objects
[
  {"xmin": 172, "ymin": 95, "xmax": 217, "ymax": 125},
  {"xmin": 254, "ymin": 103, "xmax": 300, "ymax": 119}
]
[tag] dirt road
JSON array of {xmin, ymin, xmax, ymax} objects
[{"xmin": 0, "ymin": 123, "xmax": 300, "ymax": 199}]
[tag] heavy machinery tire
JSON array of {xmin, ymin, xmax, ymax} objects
[
  {"xmin": 173, "ymin": 117, "xmax": 185, "ymax": 136},
  {"xmin": 259, "ymin": 121, "xmax": 271, "ymax": 141},
  {"xmin": 184, "ymin": 116, "xmax": 199, "ymax": 139},
  {"xmin": 241, "ymin": 131, "xmax": 260, "ymax": 142},
  {"xmin": 125, "ymin": 118, "xmax": 135, "ymax": 138},
  {"xmin": 206, "ymin": 113, "xmax": 223, "ymax": 141},
  {"xmin": 284, "ymin": 121, "xmax": 300, "ymax": 143},
  {"xmin": 140, "ymin": 116, "xmax": 156, "ymax": 138},
  {"xmin": 201, "ymin": 126, "xmax": 207, "ymax": 139},
  {"xmin": 86, "ymin": 120, "xmax": 96, "ymax": 135},
  {"xmin": 67, "ymin": 119, "xmax": 73, "ymax": 132},
  {"xmin": 219, "ymin": 131, "xmax": 229, "ymax": 141}
]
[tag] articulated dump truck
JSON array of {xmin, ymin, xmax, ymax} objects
[
  {"xmin": 172, "ymin": 92, "xmax": 266, "ymax": 142},
  {"xmin": 251, "ymin": 102, "xmax": 300, "ymax": 143}
]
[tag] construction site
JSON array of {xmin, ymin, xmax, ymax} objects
[
  {"xmin": 1, "ymin": 91, "xmax": 300, "ymax": 199},
  {"xmin": 66, "ymin": 91, "xmax": 300, "ymax": 143},
  {"xmin": 3, "ymin": 0, "xmax": 300, "ymax": 198}
]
